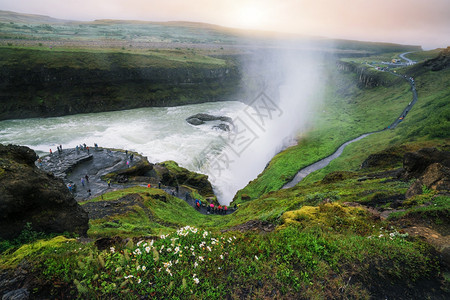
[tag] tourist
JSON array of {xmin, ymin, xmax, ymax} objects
[
  {"xmin": 224, "ymin": 205, "xmax": 228, "ymax": 214},
  {"xmin": 85, "ymin": 174, "xmax": 89, "ymax": 183},
  {"xmin": 76, "ymin": 145, "xmax": 79, "ymax": 154},
  {"xmin": 88, "ymin": 189, "xmax": 91, "ymax": 197},
  {"xmin": 126, "ymin": 160, "xmax": 130, "ymax": 167},
  {"xmin": 147, "ymin": 183, "xmax": 151, "ymax": 188},
  {"xmin": 81, "ymin": 177, "xmax": 85, "ymax": 187},
  {"xmin": 49, "ymin": 149, "xmax": 52, "ymax": 155},
  {"xmin": 107, "ymin": 179, "xmax": 111, "ymax": 187},
  {"xmin": 87, "ymin": 146, "xmax": 90, "ymax": 154},
  {"xmin": 130, "ymin": 154, "xmax": 134, "ymax": 161},
  {"xmin": 159, "ymin": 181, "xmax": 162, "ymax": 189},
  {"xmin": 68, "ymin": 184, "xmax": 72, "ymax": 192}
]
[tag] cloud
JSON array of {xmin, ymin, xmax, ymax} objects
[{"xmin": 0, "ymin": 0, "xmax": 449, "ymax": 48}]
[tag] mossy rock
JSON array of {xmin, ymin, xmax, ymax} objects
[
  {"xmin": 280, "ymin": 203, "xmax": 370, "ymax": 233},
  {"xmin": 157, "ymin": 160, "xmax": 214, "ymax": 197}
]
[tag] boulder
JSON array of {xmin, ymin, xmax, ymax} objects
[
  {"xmin": 0, "ymin": 144, "xmax": 89, "ymax": 240},
  {"xmin": 212, "ymin": 123, "xmax": 230, "ymax": 131},
  {"xmin": 186, "ymin": 118, "xmax": 204, "ymax": 125},
  {"xmin": 406, "ymin": 163, "xmax": 450, "ymax": 198},
  {"xmin": 186, "ymin": 113, "xmax": 233, "ymax": 126},
  {"xmin": 403, "ymin": 148, "xmax": 450, "ymax": 179}
]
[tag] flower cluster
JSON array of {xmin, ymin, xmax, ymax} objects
[
  {"xmin": 367, "ymin": 226, "xmax": 409, "ymax": 240},
  {"xmin": 96, "ymin": 226, "xmax": 238, "ymax": 295}
]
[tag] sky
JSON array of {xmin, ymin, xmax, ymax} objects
[{"xmin": 0, "ymin": 0, "xmax": 449, "ymax": 49}]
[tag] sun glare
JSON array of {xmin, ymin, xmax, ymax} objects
[{"xmin": 235, "ymin": 3, "xmax": 268, "ymax": 29}]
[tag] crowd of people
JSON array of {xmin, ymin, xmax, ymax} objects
[{"xmin": 50, "ymin": 143, "xmax": 236, "ymax": 216}]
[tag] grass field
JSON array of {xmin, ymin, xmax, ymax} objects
[{"xmin": 0, "ymin": 14, "xmax": 448, "ymax": 297}]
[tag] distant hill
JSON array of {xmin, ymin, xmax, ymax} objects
[
  {"xmin": 0, "ymin": 10, "xmax": 72, "ymax": 24},
  {"xmin": 0, "ymin": 10, "xmax": 421, "ymax": 54}
]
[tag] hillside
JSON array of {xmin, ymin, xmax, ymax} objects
[
  {"xmin": 0, "ymin": 9, "xmax": 448, "ymax": 299},
  {"xmin": 1, "ymin": 49, "xmax": 449, "ymax": 299},
  {"xmin": 0, "ymin": 10, "xmax": 422, "ymax": 121}
]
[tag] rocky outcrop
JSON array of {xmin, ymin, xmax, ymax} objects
[
  {"xmin": 186, "ymin": 113, "xmax": 233, "ymax": 127},
  {"xmin": 155, "ymin": 161, "xmax": 214, "ymax": 197},
  {"xmin": 0, "ymin": 48, "xmax": 241, "ymax": 121},
  {"xmin": 0, "ymin": 144, "xmax": 89, "ymax": 239},
  {"xmin": 360, "ymin": 151, "xmax": 403, "ymax": 169},
  {"xmin": 406, "ymin": 163, "xmax": 450, "ymax": 198},
  {"xmin": 422, "ymin": 46, "xmax": 450, "ymax": 71},
  {"xmin": 402, "ymin": 148, "xmax": 450, "ymax": 198},
  {"xmin": 403, "ymin": 148, "xmax": 450, "ymax": 179},
  {"xmin": 336, "ymin": 60, "xmax": 389, "ymax": 88}
]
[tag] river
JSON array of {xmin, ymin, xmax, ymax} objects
[{"xmin": 0, "ymin": 101, "xmax": 251, "ymax": 204}]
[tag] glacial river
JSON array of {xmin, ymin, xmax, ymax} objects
[{"xmin": 0, "ymin": 102, "xmax": 252, "ymax": 203}]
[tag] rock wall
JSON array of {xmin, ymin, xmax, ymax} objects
[
  {"xmin": 336, "ymin": 60, "xmax": 389, "ymax": 88},
  {"xmin": 0, "ymin": 144, "xmax": 89, "ymax": 239},
  {"xmin": 0, "ymin": 49, "xmax": 241, "ymax": 120}
]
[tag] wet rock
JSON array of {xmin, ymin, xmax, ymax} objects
[
  {"xmin": 212, "ymin": 123, "xmax": 230, "ymax": 131},
  {"xmin": 116, "ymin": 175, "xmax": 128, "ymax": 183},
  {"xmin": 0, "ymin": 144, "xmax": 88, "ymax": 239},
  {"xmin": 2, "ymin": 288, "xmax": 29, "ymax": 300},
  {"xmin": 186, "ymin": 113, "xmax": 233, "ymax": 126},
  {"xmin": 186, "ymin": 118, "xmax": 204, "ymax": 125}
]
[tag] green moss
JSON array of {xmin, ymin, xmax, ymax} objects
[{"xmin": 0, "ymin": 236, "xmax": 75, "ymax": 267}]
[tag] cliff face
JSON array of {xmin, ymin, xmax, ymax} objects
[
  {"xmin": 0, "ymin": 48, "xmax": 241, "ymax": 120},
  {"xmin": 336, "ymin": 60, "xmax": 389, "ymax": 88},
  {"xmin": 0, "ymin": 144, "xmax": 89, "ymax": 239}
]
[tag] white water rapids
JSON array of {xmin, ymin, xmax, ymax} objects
[
  {"xmin": 0, "ymin": 101, "xmax": 267, "ymax": 204},
  {"xmin": 0, "ymin": 49, "xmax": 322, "ymax": 205}
]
